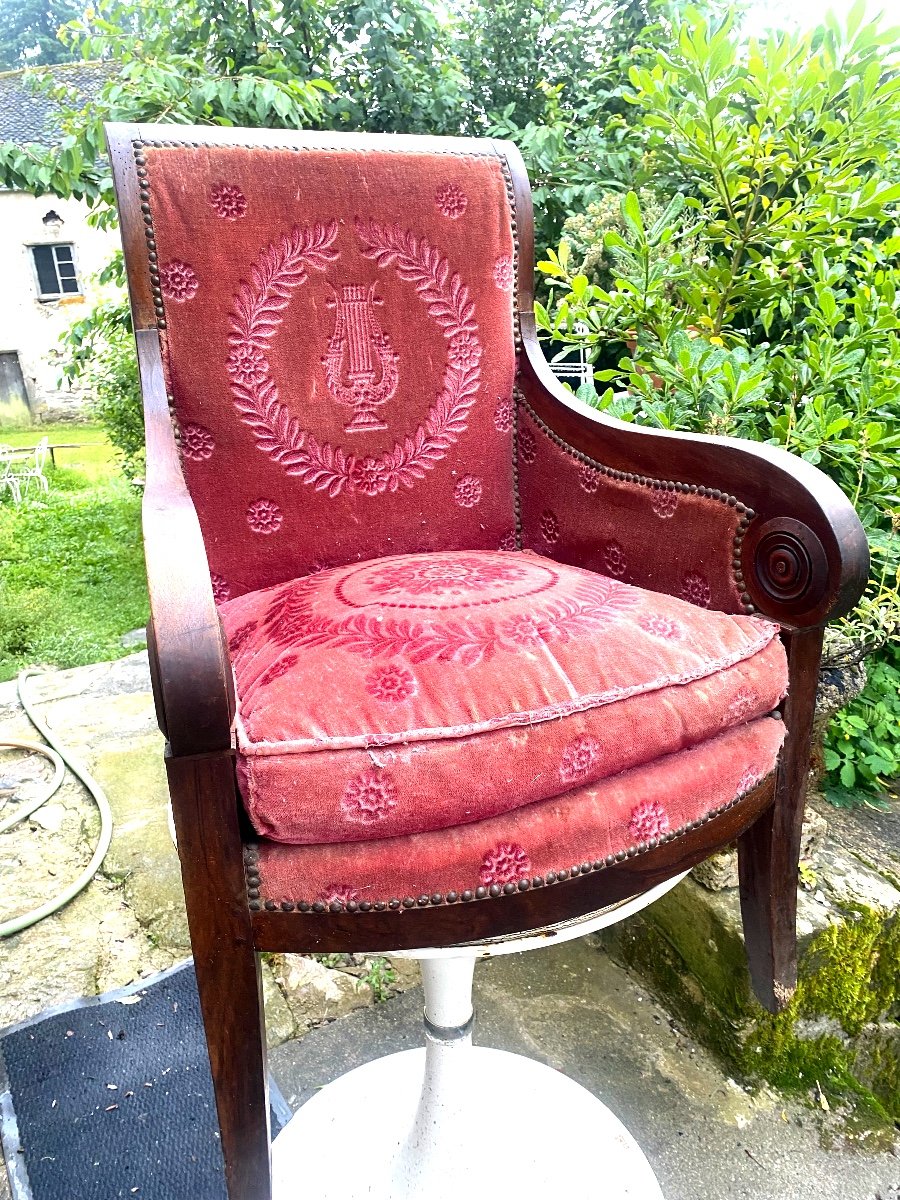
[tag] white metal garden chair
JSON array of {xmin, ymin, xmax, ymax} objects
[
  {"xmin": 15, "ymin": 437, "xmax": 50, "ymax": 499},
  {"xmin": 0, "ymin": 447, "xmax": 22, "ymax": 505}
]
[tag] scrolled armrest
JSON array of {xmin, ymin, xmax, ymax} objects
[
  {"xmin": 137, "ymin": 329, "xmax": 234, "ymax": 755},
  {"xmin": 517, "ymin": 317, "xmax": 869, "ymax": 627}
]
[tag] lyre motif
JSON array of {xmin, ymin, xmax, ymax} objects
[{"xmin": 323, "ymin": 284, "xmax": 399, "ymax": 434}]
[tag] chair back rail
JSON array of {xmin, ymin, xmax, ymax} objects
[{"xmin": 109, "ymin": 123, "xmax": 521, "ymax": 600}]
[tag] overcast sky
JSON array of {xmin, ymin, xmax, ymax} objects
[{"xmin": 740, "ymin": 0, "xmax": 900, "ymax": 34}]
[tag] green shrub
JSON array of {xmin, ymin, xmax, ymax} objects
[
  {"xmin": 60, "ymin": 284, "xmax": 145, "ymax": 480},
  {"xmin": 536, "ymin": 7, "xmax": 900, "ymax": 801},
  {"xmin": 825, "ymin": 647, "xmax": 900, "ymax": 805}
]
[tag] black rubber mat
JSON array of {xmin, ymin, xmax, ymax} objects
[{"xmin": 0, "ymin": 961, "xmax": 290, "ymax": 1200}]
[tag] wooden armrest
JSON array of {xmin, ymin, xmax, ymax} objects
[
  {"xmin": 137, "ymin": 329, "xmax": 234, "ymax": 755},
  {"xmin": 518, "ymin": 315, "xmax": 869, "ymax": 628}
]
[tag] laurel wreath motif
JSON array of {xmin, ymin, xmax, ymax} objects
[
  {"xmin": 257, "ymin": 572, "xmax": 637, "ymax": 667},
  {"xmin": 227, "ymin": 218, "xmax": 482, "ymax": 498}
]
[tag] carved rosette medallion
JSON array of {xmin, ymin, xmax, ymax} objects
[{"xmin": 743, "ymin": 516, "xmax": 829, "ymax": 621}]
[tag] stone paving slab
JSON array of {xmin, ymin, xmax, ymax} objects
[
  {"xmin": 0, "ymin": 658, "xmax": 411, "ymax": 1030},
  {"xmin": 1, "ymin": 657, "xmax": 180, "ymax": 1025},
  {"xmin": 0, "ymin": 661, "xmax": 177, "ymax": 1027},
  {"xmin": 0, "ymin": 656, "xmax": 417, "ymax": 1038}
]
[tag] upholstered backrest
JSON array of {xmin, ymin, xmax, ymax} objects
[{"xmin": 127, "ymin": 130, "xmax": 519, "ymax": 600}]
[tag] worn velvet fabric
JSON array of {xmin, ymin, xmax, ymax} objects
[
  {"xmin": 142, "ymin": 136, "xmax": 754, "ymax": 620},
  {"xmin": 143, "ymin": 143, "xmax": 517, "ymax": 599},
  {"xmin": 515, "ymin": 400, "xmax": 748, "ymax": 614},
  {"xmin": 250, "ymin": 716, "xmax": 786, "ymax": 907},
  {"xmin": 219, "ymin": 549, "xmax": 788, "ymax": 844},
  {"xmin": 140, "ymin": 136, "xmax": 790, "ymax": 906}
]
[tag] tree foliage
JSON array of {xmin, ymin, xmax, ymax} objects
[
  {"xmin": 0, "ymin": 0, "xmax": 81, "ymax": 70},
  {"xmin": 458, "ymin": 0, "xmax": 644, "ymax": 130},
  {"xmin": 0, "ymin": 0, "xmax": 332, "ymax": 211},
  {"xmin": 539, "ymin": 6, "xmax": 900, "ymax": 518},
  {"xmin": 0, "ymin": 0, "xmax": 662, "ymax": 248},
  {"xmin": 627, "ymin": 6, "xmax": 900, "ymax": 338},
  {"xmin": 76, "ymin": 0, "xmax": 471, "ymax": 133},
  {"xmin": 472, "ymin": 0, "xmax": 658, "ymax": 250}
]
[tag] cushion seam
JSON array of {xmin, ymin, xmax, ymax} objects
[{"xmin": 233, "ymin": 625, "xmax": 778, "ymax": 756}]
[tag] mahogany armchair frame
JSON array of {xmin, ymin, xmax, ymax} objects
[{"xmin": 107, "ymin": 122, "xmax": 869, "ymax": 1200}]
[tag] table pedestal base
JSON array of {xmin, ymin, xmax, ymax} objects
[{"xmin": 273, "ymin": 1042, "xmax": 664, "ymax": 1198}]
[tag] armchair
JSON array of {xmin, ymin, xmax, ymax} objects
[{"xmin": 107, "ymin": 122, "xmax": 868, "ymax": 1200}]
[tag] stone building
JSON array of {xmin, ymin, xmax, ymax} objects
[{"xmin": 0, "ymin": 62, "xmax": 122, "ymax": 424}]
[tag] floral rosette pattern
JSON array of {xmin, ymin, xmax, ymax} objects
[
  {"xmin": 227, "ymin": 218, "xmax": 482, "ymax": 499},
  {"xmin": 251, "ymin": 555, "xmax": 639, "ymax": 670}
]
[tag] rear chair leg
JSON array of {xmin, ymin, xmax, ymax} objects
[
  {"xmin": 167, "ymin": 752, "xmax": 272, "ymax": 1200},
  {"xmin": 738, "ymin": 627, "xmax": 824, "ymax": 1013}
]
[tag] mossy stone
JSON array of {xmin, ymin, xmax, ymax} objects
[
  {"xmin": 852, "ymin": 1024, "xmax": 900, "ymax": 1119},
  {"xmin": 799, "ymin": 910, "xmax": 900, "ymax": 1035},
  {"xmin": 602, "ymin": 877, "xmax": 900, "ymax": 1135},
  {"xmin": 745, "ymin": 907, "xmax": 900, "ymax": 1120},
  {"xmin": 89, "ymin": 734, "xmax": 190, "ymax": 953}
]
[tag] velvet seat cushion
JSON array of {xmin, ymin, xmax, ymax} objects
[
  {"xmin": 247, "ymin": 715, "xmax": 786, "ymax": 910},
  {"xmin": 220, "ymin": 550, "xmax": 788, "ymax": 845}
]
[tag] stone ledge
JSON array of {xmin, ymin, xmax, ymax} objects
[{"xmin": 597, "ymin": 809, "xmax": 900, "ymax": 1138}]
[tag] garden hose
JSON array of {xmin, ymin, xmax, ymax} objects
[
  {"xmin": 0, "ymin": 669, "xmax": 113, "ymax": 938},
  {"xmin": 0, "ymin": 739, "xmax": 65, "ymax": 835}
]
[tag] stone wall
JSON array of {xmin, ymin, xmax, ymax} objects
[{"xmin": 0, "ymin": 190, "xmax": 122, "ymax": 426}]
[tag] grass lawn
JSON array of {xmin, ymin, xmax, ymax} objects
[
  {"xmin": 0, "ymin": 424, "xmax": 149, "ymax": 683},
  {"xmin": 0, "ymin": 423, "xmax": 117, "ymax": 486}
]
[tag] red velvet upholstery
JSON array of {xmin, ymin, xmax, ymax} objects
[
  {"xmin": 142, "ymin": 142, "xmax": 517, "ymax": 598},
  {"xmin": 220, "ymin": 550, "xmax": 788, "ymax": 845},
  {"xmin": 139, "ymin": 135, "xmax": 792, "ymax": 919},
  {"xmin": 248, "ymin": 715, "xmax": 786, "ymax": 909},
  {"xmin": 516, "ymin": 397, "xmax": 749, "ymax": 613}
]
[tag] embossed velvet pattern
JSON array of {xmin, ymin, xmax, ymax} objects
[
  {"xmin": 219, "ymin": 549, "xmax": 788, "ymax": 844},
  {"xmin": 251, "ymin": 716, "xmax": 786, "ymax": 906},
  {"xmin": 142, "ymin": 143, "xmax": 517, "ymax": 599},
  {"xmin": 515, "ymin": 401, "xmax": 748, "ymax": 614}
]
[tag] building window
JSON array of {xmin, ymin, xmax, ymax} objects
[{"xmin": 29, "ymin": 244, "xmax": 80, "ymax": 300}]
